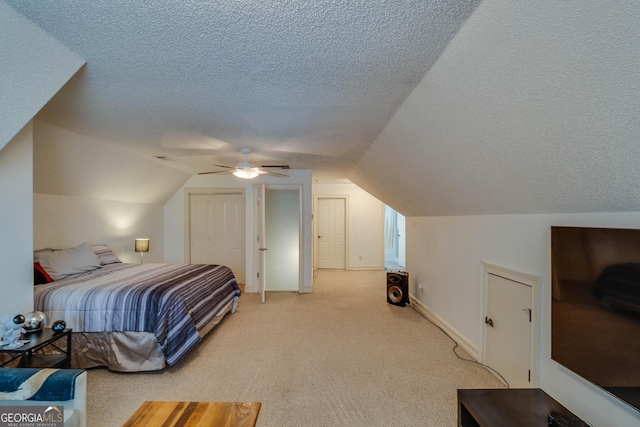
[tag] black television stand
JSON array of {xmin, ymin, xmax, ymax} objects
[{"xmin": 458, "ymin": 388, "xmax": 587, "ymax": 427}]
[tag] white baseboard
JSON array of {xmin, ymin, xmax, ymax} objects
[
  {"xmin": 409, "ymin": 295, "xmax": 479, "ymax": 361},
  {"xmin": 242, "ymin": 285, "xmax": 312, "ymax": 294}
]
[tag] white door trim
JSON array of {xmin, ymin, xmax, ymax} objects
[
  {"xmin": 480, "ymin": 261, "xmax": 539, "ymax": 387},
  {"xmin": 258, "ymin": 184, "xmax": 266, "ymax": 303}
]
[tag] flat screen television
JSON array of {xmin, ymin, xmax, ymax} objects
[{"xmin": 551, "ymin": 226, "xmax": 640, "ymax": 412}]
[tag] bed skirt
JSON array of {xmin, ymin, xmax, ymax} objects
[{"xmin": 68, "ymin": 298, "xmax": 236, "ymax": 372}]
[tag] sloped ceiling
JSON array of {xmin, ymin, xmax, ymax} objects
[
  {"xmin": 351, "ymin": 1, "xmax": 640, "ymax": 216},
  {"xmin": 33, "ymin": 121, "xmax": 189, "ymax": 205},
  {"xmin": 4, "ymin": 0, "xmax": 480, "ymax": 183},
  {"xmin": 0, "ymin": 2, "xmax": 84, "ymax": 148}
]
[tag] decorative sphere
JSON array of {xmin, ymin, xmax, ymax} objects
[
  {"xmin": 13, "ymin": 314, "xmax": 25, "ymax": 325},
  {"xmin": 52, "ymin": 320, "xmax": 66, "ymax": 333},
  {"xmin": 24, "ymin": 311, "xmax": 47, "ymax": 332}
]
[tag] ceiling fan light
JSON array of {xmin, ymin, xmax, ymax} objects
[{"xmin": 233, "ymin": 168, "xmax": 260, "ymax": 179}]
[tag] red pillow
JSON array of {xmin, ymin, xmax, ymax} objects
[{"xmin": 34, "ymin": 262, "xmax": 54, "ymax": 284}]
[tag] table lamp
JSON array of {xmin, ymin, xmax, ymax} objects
[{"xmin": 135, "ymin": 238, "xmax": 149, "ymax": 263}]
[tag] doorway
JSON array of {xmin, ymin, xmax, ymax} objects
[
  {"xmin": 257, "ymin": 185, "xmax": 302, "ymax": 302},
  {"xmin": 265, "ymin": 188, "xmax": 300, "ymax": 291},
  {"xmin": 384, "ymin": 205, "xmax": 405, "ymax": 270}
]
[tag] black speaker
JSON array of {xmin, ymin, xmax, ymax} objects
[{"xmin": 387, "ymin": 271, "xmax": 409, "ymax": 306}]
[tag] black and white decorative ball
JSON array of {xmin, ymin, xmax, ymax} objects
[
  {"xmin": 13, "ymin": 314, "xmax": 25, "ymax": 325},
  {"xmin": 52, "ymin": 320, "xmax": 66, "ymax": 333}
]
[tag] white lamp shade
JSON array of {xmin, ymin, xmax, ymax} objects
[{"xmin": 135, "ymin": 239, "xmax": 150, "ymax": 253}]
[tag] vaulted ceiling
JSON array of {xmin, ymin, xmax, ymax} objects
[
  {"xmin": 5, "ymin": 0, "xmax": 479, "ymax": 180},
  {"xmin": 5, "ymin": 1, "xmax": 640, "ymax": 217}
]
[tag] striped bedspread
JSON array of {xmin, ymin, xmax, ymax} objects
[{"xmin": 34, "ymin": 263, "xmax": 240, "ymax": 366}]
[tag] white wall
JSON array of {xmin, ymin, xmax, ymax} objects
[
  {"xmin": 164, "ymin": 170, "xmax": 313, "ymax": 293},
  {"xmin": 313, "ymin": 181, "xmax": 384, "ymax": 270},
  {"xmin": 407, "ymin": 212, "xmax": 640, "ymax": 426},
  {"xmin": 31, "ymin": 121, "xmax": 187, "ymax": 264},
  {"xmin": 0, "ymin": 3, "xmax": 83, "ymax": 315},
  {"xmin": 34, "ymin": 121, "xmax": 190, "ymax": 205},
  {"xmin": 0, "ymin": 122, "xmax": 33, "ymax": 314},
  {"xmin": 34, "ymin": 194, "xmax": 164, "ymax": 264}
]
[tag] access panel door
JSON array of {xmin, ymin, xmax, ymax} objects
[{"xmin": 485, "ymin": 273, "xmax": 533, "ymax": 388}]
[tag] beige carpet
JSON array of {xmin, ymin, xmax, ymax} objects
[{"xmin": 85, "ymin": 270, "xmax": 503, "ymax": 426}]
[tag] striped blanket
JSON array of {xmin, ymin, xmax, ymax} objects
[{"xmin": 34, "ymin": 263, "xmax": 240, "ymax": 366}]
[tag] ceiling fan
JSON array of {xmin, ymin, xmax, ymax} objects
[{"xmin": 198, "ymin": 148, "xmax": 289, "ymax": 179}]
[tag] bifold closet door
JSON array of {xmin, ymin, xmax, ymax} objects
[{"xmin": 190, "ymin": 193, "xmax": 244, "ymax": 284}]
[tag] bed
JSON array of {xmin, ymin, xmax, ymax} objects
[{"xmin": 33, "ymin": 243, "xmax": 240, "ymax": 372}]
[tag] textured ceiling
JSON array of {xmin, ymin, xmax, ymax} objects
[
  {"xmin": 350, "ymin": 1, "xmax": 640, "ymax": 216},
  {"xmin": 5, "ymin": 0, "xmax": 480, "ymax": 179}
]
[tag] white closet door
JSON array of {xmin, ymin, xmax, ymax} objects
[{"xmin": 190, "ymin": 193, "xmax": 244, "ymax": 284}]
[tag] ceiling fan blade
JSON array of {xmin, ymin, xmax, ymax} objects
[
  {"xmin": 259, "ymin": 170, "xmax": 289, "ymax": 178},
  {"xmin": 198, "ymin": 170, "xmax": 233, "ymax": 175},
  {"xmin": 200, "ymin": 149, "xmax": 289, "ymax": 178}
]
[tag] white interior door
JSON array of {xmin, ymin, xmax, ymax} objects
[
  {"xmin": 317, "ymin": 197, "xmax": 346, "ymax": 269},
  {"xmin": 485, "ymin": 273, "xmax": 533, "ymax": 388},
  {"xmin": 190, "ymin": 193, "xmax": 244, "ymax": 284},
  {"xmin": 258, "ymin": 185, "xmax": 266, "ymax": 303}
]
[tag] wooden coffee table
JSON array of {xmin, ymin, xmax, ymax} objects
[{"xmin": 123, "ymin": 401, "xmax": 261, "ymax": 427}]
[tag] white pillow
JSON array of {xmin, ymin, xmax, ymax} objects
[
  {"xmin": 33, "ymin": 248, "xmax": 53, "ymax": 262},
  {"xmin": 90, "ymin": 244, "xmax": 122, "ymax": 265},
  {"xmin": 36, "ymin": 242, "xmax": 102, "ymax": 280}
]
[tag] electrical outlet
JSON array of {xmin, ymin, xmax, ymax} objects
[{"xmin": 418, "ymin": 283, "xmax": 424, "ymax": 293}]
